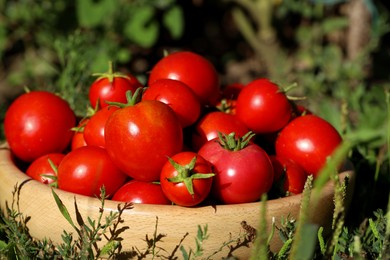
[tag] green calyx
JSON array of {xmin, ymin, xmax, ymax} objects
[
  {"xmin": 217, "ymin": 131, "xmax": 256, "ymax": 151},
  {"xmin": 167, "ymin": 156, "xmax": 215, "ymax": 196},
  {"xmin": 92, "ymin": 61, "xmax": 131, "ymax": 83},
  {"xmin": 106, "ymin": 87, "xmax": 146, "ymax": 108}
]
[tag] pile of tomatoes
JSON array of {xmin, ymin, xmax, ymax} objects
[{"xmin": 3, "ymin": 51, "xmax": 343, "ymax": 207}]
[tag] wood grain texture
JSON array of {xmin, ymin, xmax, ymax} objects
[{"xmin": 0, "ymin": 144, "xmax": 355, "ymax": 259}]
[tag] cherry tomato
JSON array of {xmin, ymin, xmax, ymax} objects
[
  {"xmin": 198, "ymin": 133, "xmax": 274, "ymax": 204},
  {"xmin": 160, "ymin": 151, "xmax": 214, "ymax": 207},
  {"xmin": 26, "ymin": 153, "xmax": 65, "ymax": 185},
  {"xmin": 235, "ymin": 78, "xmax": 292, "ymax": 133},
  {"xmin": 142, "ymin": 78, "xmax": 201, "ymax": 128},
  {"xmin": 71, "ymin": 119, "xmax": 89, "ymax": 150},
  {"xmin": 275, "ymin": 114, "xmax": 343, "ymax": 178},
  {"xmin": 57, "ymin": 146, "xmax": 128, "ymax": 197},
  {"xmin": 148, "ymin": 51, "xmax": 220, "ymax": 106},
  {"xmin": 83, "ymin": 106, "xmax": 119, "ymax": 147},
  {"xmin": 105, "ymin": 95, "xmax": 183, "ymax": 182},
  {"xmin": 89, "ymin": 63, "xmax": 143, "ymax": 109},
  {"xmin": 191, "ymin": 111, "xmax": 250, "ymax": 151},
  {"xmin": 4, "ymin": 91, "xmax": 76, "ymax": 162},
  {"xmin": 269, "ymin": 155, "xmax": 307, "ymax": 196},
  {"xmin": 112, "ymin": 180, "xmax": 171, "ymax": 205}
]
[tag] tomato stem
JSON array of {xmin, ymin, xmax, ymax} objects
[
  {"xmin": 106, "ymin": 88, "xmax": 145, "ymax": 108},
  {"xmin": 91, "ymin": 61, "xmax": 131, "ymax": 83},
  {"xmin": 166, "ymin": 156, "xmax": 214, "ymax": 196},
  {"xmin": 217, "ymin": 131, "xmax": 255, "ymax": 151}
]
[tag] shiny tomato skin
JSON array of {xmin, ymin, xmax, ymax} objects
[
  {"xmin": 275, "ymin": 115, "xmax": 342, "ymax": 178},
  {"xmin": 105, "ymin": 100, "xmax": 183, "ymax": 182},
  {"xmin": 142, "ymin": 78, "xmax": 201, "ymax": 128},
  {"xmin": 191, "ymin": 111, "xmax": 250, "ymax": 151},
  {"xmin": 112, "ymin": 180, "xmax": 171, "ymax": 205},
  {"xmin": 57, "ymin": 146, "xmax": 128, "ymax": 197},
  {"xmin": 89, "ymin": 74, "xmax": 142, "ymax": 109},
  {"xmin": 148, "ymin": 51, "xmax": 220, "ymax": 106},
  {"xmin": 269, "ymin": 155, "xmax": 307, "ymax": 195},
  {"xmin": 83, "ymin": 106, "xmax": 119, "ymax": 147},
  {"xmin": 160, "ymin": 151, "xmax": 214, "ymax": 207},
  {"xmin": 4, "ymin": 91, "xmax": 76, "ymax": 162},
  {"xmin": 198, "ymin": 140, "xmax": 274, "ymax": 204},
  {"xmin": 235, "ymin": 78, "xmax": 292, "ymax": 133},
  {"xmin": 26, "ymin": 153, "xmax": 65, "ymax": 185}
]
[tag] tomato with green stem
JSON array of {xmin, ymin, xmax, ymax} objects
[
  {"xmin": 198, "ymin": 132, "xmax": 274, "ymax": 204},
  {"xmin": 105, "ymin": 88, "xmax": 183, "ymax": 182},
  {"xmin": 26, "ymin": 153, "xmax": 65, "ymax": 186},
  {"xmin": 191, "ymin": 111, "xmax": 250, "ymax": 151},
  {"xmin": 160, "ymin": 151, "xmax": 214, "ymax": 207},
  {"xmin": 89, "ymin": 62, "xmax": 143, "ymax": 109}
]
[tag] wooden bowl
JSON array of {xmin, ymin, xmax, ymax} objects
[{"xmin": 0, "ymin": 144, "xmax": 355, "ymax": 259}]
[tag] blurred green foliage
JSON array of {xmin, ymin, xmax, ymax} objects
[{"xmin": 0, "ymin": 0, "xmax": 183, "ymax": 105}]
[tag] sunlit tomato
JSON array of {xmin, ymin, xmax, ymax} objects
[
  {"xmin": 105, "ymin": 99, "xmax": 183, "ymax": 182},
  {"xmin": 160, "ymin": 151, "xmax": 214, "ymax": 207},
  {"xmin": 198, "ymin": 133, "xmax": 274, "ymax": 204},
  {"xmin": 148, "ymin": 51, "xmax": 220, "ymax": 106},
  {"xmin": 4, "ymin": 91, "xmax": 76, "ymax": 162},
  {"xmin": 269, "ymin": 155, "xmax": 307, "ymax": 196},
  {"xmin": 112, "ymin": 180, "xmax": 171, "ymax": 205},
  {"xmin": 142, "ymin": 78, "xmax": 201, "ymax": 128},
  {"xmin": 191, "ymin": 111, "xmax": 250, "ymax": 151},
  {"xmin": 235, "ymin": 78, "xmax": 292, "ymax": 133},
  {"xmin": 275, "ymin": 115, "xmax": 343, "ymax": 178},
  {"xmin": 57, "ymin": 146, "xmax": 128, "ymax": 197},
  {"xmin": 89, "ymin": 63, "xmax": 143, "ymax": 109},
  {"xmin": 83, "ymin": 106, "xmax": 119, "ymax": 147},
  {"xmin": 26, "ymin": 153, "xmax": 65, "ymax": 185}
]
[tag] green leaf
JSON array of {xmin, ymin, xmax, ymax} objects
[
  {"xmin": 292, "ymin": 223, "xmax": 319, "ymax": 260},
  {"xmin": 76, "ymin": 0, "xmax": 116, "ymax": 28},
  {"xmin": 124, "ymin": 6, "xmax": 159, "ymax": 48},
  {"xmin": 163, "ymin": 5, "xmax": 184, "ymax": 39},
  {"xmin": 51, "ymin": 188, "xmax": 77, "ymax": 231}
]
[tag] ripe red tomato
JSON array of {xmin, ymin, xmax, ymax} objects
[
  {"xmin": 112, "ymin": 180, "xmax": 171, "ymax": 205},
  {"xmin": 26, "ymin": 153, "xmax": 65, "ymax": 185},
  {"xmin": 71, "ymin": 119, "xmax": 89, "ymax": 150},
  {"xmin": 57, "ymin": 146, "xmax": 128, "ymax": 197},
  {"xmin": 4, "ymin": 91, "xmax": 76, "ymax": 162},
  {"xmin": 142, "ymin": 78, "xmax": 201, "ymax": 128},
  {"xmin": 269, "ymin": 155, "xmax": 307, "ymax": 196},
  {"xmin": 160, "ymin": 151, "xmax": 214, "ymax": 207},
  {"xmin": 191, "ymin": 111, "xmax": 250, "ymax": 151},
  {"xmin": 83, "ymin": 106, "xmax": 119, "ymax": 147},
  {"xmin": 148, "ymin": 51, "xmax": 220, "ymax": 106},
  {"xmin": 105, "ymin": 99, "xmax": 183, "ymax": 182},
  {"xmin": 275, "ymin": 114, "xmax": 343, "ymax": 178},
  {"xmin": 89, "ymin": 63, "xmax": 143, "ymax": 109},
  {"xmin": 198, "ymin": 133, "xmax": 274, "ymax": 204},
  {"xmin": 235, "ymin": 78, "xmax": 292, "ymax": 133}
]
